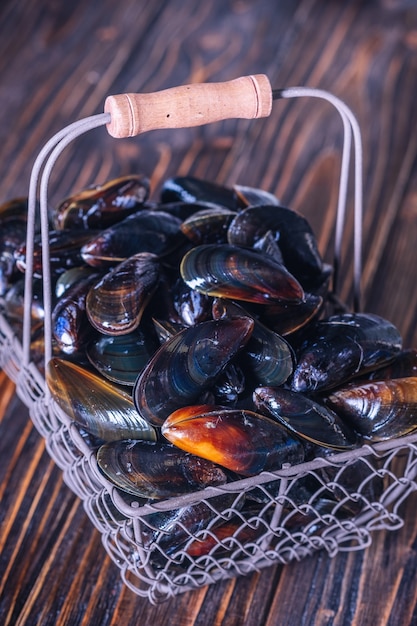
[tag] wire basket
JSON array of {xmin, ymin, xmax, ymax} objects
[{"xmin": 1, "ymin": 76, "xmax": 417, "ymax": 605}]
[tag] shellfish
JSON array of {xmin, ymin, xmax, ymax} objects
[
  {"xmin": 180, "ymin": 243, "xmax": 304, "ymax": 304},
  {"xmin": 97, "ymin": 439, "xmax": 229, "ymax": 499},
  {"xmin": 46, "ymin": 358, "xmax": 157, "ymax": 442},
  {"xmin": 162, "ymin": 404, "xmax": 305, "ymax": 476},
  {"xmin": 133, "ymin": 316, "xmax": 254, "ymax": 426}
]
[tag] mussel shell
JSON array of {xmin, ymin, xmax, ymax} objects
[
  {"xmin": 253, "ymin": 387, "xmax": 357, "ymax": 449},
  {"xmin": 160, "ymin": 176, "xmax": 237, "ymax": 210},
  {"xmin": 52, "ymin": 175, "xmax": 150, "ymax": 230},
  {"xmin": 171, "ymin": 278, "xmax": 213, "ymax": 326},
  {"xmin": 366, "ymin": 349, "xmax": 417, "ymax": 380},
  {"xmin": 14, "ymin": 229, "xmax": 98, "ymax": 277},
  {"xmin": 96, "ymin": 440, "xmax": 229, "ymax": 499},
  {"xmin": 46, "ymin": 358, "xmax": 157, "ymax": 442},
  {"xmin": 233, "ymin": 184, "xmax": 280, "ymax": 210},
  {"xmin": 162, "ymin": 404, "xmax": 305, "ymax": 476},
  {"xmin": 291, "ymin": 313, "xmax": 403, "ymax": 393},
  {"xmin": 80, "ymin": 209, "xmax": 184, "ymax": 268},
  {"xmin": 133, "ymin": 317, "xmax": 254, "ymax": 426},
  {"xmin": 227, "ymin": 205, "xmax": 323, "ymax": 288},
  {"xmin": 86, "ymin": 252, "xmax": 160, "ymax": 335},
  {"xmin": 180, "ymin": 205, "xmax": 236, "ymax": 244},
  {"xmin": 4, "ymin": 277, "xmax": 45, "ymax": 324},
  {"xmin": 212, "ymin": 298, "xmax": 294, "ymax": 386},
  {"xmin": 86, "ymin": 327, "xmax": 159, "ymax": 385},
  {"xmin": 326, "ymin": 377, "xmax": 417, "ymax": 441},
  {"xmin": 260, "ymin": 293, "xmax": 323, "ymax": 336},
  {"xmin": 180, "ymin": 243, "xmax": 304, "ymax": 304},
  {"xmin": 55, "ymin": 266, "xmax": 99, "ymax": 298},
  {"xmin": 52, "ymin": 271, "xmax": 100, "ymax": 354},
  {"xmin": 0, "ymin": 197, "xmax": 30, "ymax": 223}
]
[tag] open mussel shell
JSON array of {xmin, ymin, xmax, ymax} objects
[
  {"xmin": 80, "ymin": 209, "xmax": 184, "ymax": 268},
  {"xmin": 162, "ymin": 404, "xmax": 305, "ymax": 476},
  {"xmin": 52, "ymin": 175, "xmax": 150, "ymax": 230},
  {"xmin": 180, "ymin": 243, "xmax": 304, "ymax": 304},
  {"xmin": 46, "ymin": 358, "xmax": 157, "ymax": 442},
  {"xmin": 253, "ymin": 387, "xmax": 357, "ymax": 450},
  {"xmin": 86, "ymin": 327, "xmax": 159, "ymax": 386},
  {"xmin": 227, "ymin": 204, "xmax": 324, "ymax": 289},
  {"xmin": 96, "ymin": 440, "xmax": 229, "ymax": 499},
  {"xmin": 86, "ymin": 252, "xmax": 160, "ymax": 335},
  {"xmin": 291, "ymin": 313, "xmax": 403, "ymax": 393},
  {"xmin": 133, "ymin": 316, "xmax": 254, "ymax": 426},
  {"xmin": 326, "ymin": 377, "xmax": 417, "ymax": 441}
]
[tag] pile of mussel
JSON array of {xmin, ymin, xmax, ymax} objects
[{"xmin": 1, "ymin": 174, "xmax": 417, "ymax": 562}]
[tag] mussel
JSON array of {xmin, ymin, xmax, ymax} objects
[
  {"xmin": 86, "ymin": 252, "xmax": 160, "ymax": 335},
  {"xmin": 52, "ymin": 175, "xmax": 150, "ymax": 230},
  {"xmin": 133, "ymin": 316, "xmax": 254, "ymax": 426},
  {"xmin": 326, "ymin": 377, "xmax": 417, "ymax": 441},
  {"xmin": 253, "ymin": 386, "xmax": 357, "ymax": 449},
  {"xmin": 97, "ymin": 439, "xmax": 229, "ymax": 499},
  {"xmin": 46, "ymin": 358, "xmax": 157, "ymax": 442},
  {"xmin": 162, "ymin": 404, "xmax": 305, "ymax": 476},
  {"xmin": 291, "ymin": 313, "xmax": 403, "ymax": 393},
  {"xmin": 180, "ymin": 243, "xmax": 304, "ymax": 304}
]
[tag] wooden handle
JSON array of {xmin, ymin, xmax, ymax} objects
[{"xmin": 104, "ymin": 74, "xmax": 272, "ymax": 138}]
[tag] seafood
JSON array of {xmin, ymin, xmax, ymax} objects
[
  {"xmin": 133, "ymin": 317, "xmax": 254, "ymax": 426},
  {"xmin": 291, "ymin": 313, "xmax": 403, "ymax": 393},
  {"xmin": 253, "ymin": 386, "xmax": 357, "ymax": 449},
  {"xmin": 180, "ymin": 243, "xmax": 304, "ymax": 304},
  {"xmin": 233, "ymin": 184, "xmax": 280, "ymax": 209},
  {"xmin": 326, "ymin": 377, "xmax": 417, "ymax": 441},
  {"xmin": 162, "ymin": 404, "xmax": 305, "ymax": 476},
  {"xmin": 14, "ymin": 229, "xmax": 98, "ymax": 277},
  {"xmin": 86, "ymin": 326, "xmax": 159, "ymax": 386},
  {"xmin": 161, "ymin": 176, "xmax": 237, "ymax": 209},
  {"xmin": 52, "ymin": 175, "xmax": 150, "ymax": 230},
  {"xmin": 227, "ymin": 204, "xmax": 324, "ymax": 289},
  {"xmin": 212, "ymin": 299, "xmax": 294, "ymax": 386},
  {"xmin": 52, "ymin": 271, "xmax": 100, "ymax": 354},
  {"xmin": 96, "ymin": 439, "xmax": 229, "ymax": 499},
  {"xmin": 81, "ymin": 209, "xmax": 184, "ymax": 268},
  {"xmin": 46, "ymin": 358, "xmax": 157, "ymax": 442},
  {"xmin": 86, "ymin": 252, "xmax": 160, "ymax": 335},
  {"xmin": 180, "ymin": 205, "xmax": 236, "ymax": 244}
]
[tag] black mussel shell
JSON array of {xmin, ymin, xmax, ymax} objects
[
  {"xmin": 86, "ymin": 252, "xmax": 160, "ymax": 335},
  {"xmin": 227, "ymin": 204, "xmax": 324, "ymax": 289},
  {"xmin": 96, "ymin": 439, "xmax": 229, "ymax": 499},
  {"xmin": 326, "ymin": 377, "xmax": 417, "ymax": 441},
  {"xmin": 253, "ymin": 386, "xmax": 357, "ymax": 449},
  {"xmin": 291, "ymin": 313, "xmax": 403, "ymax": 393},
  {"xmin": 160, "ymin": 176, "xmax": 237, "ymax": 210},
  {"xmin": 180, "ymin": 243, "xmax": 304, "ymax": 304},
  {"xmin": 52, "ymin": 175, "xmax": 150, "ymax": 230},
  {"xmin": 133, "ymin": 316, "xmax": 254, "ymax": 426}
]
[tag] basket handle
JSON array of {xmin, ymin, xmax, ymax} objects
[{"xmin": 104, "ymin": 74, "xmax": 273, "ymax": 138}]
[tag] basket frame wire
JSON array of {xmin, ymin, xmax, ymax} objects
[{"xmin": 1, "ymin": 88, "xmax": 417, "ymax": 604}]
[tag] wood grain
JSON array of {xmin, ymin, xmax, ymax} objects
[{"xmin": 1, "ymin": 0, "xmax": 417, "ymax": 624}]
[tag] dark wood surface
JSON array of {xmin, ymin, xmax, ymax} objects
[{"xmin": 1, "ymin": 1, "xmax": 417, "ymax": 624}]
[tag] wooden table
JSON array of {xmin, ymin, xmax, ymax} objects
[{"xmin": 1, "ymin": 1, "xmax": 417, "ymax": 624}]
